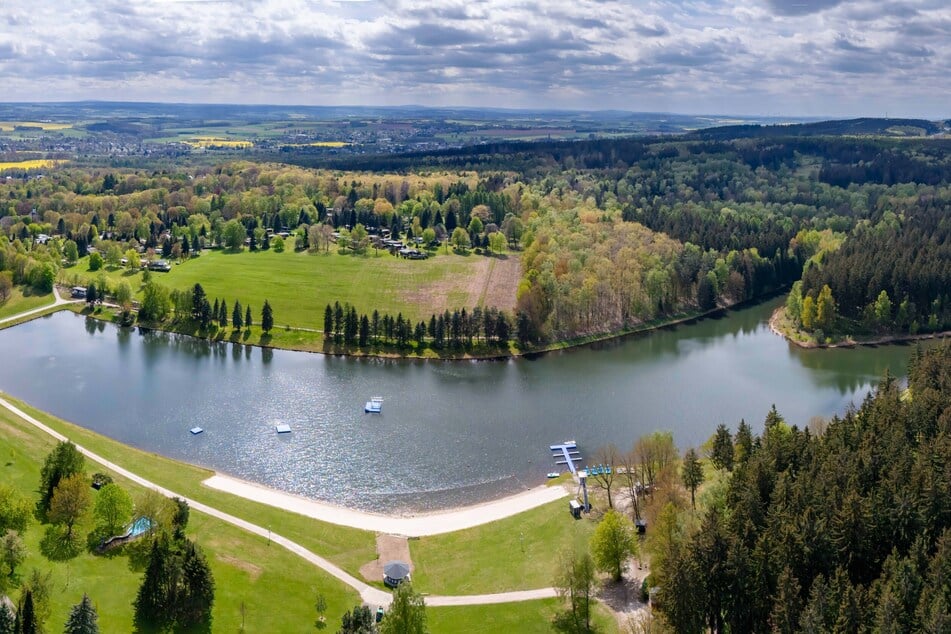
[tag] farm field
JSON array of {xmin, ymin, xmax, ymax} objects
[
  {"xmin": 0, "ymin": 121, "xmax": 72, "ymax": 131},
  {"xmin": 65, "ymin": 247, "xmax": 520, "ymax": 327},
  {"xmin": 0, "ymin": 159, "xmax": 67, "ymax": 171}
]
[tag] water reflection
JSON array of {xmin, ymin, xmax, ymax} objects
[{"xmin": 0, "ymin": 303, "xmax": 932, "ymax": 512}]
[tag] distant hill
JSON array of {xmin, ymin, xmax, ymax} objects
[{"xmin": 691, "ymin": 117, "xmax": 942, "ymax": 140}]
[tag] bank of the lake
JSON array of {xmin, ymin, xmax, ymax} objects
[
  {"xmin": 70, "ymin": 285, "xmax": 770, "ymax": 362},
  {"xmin": 0, "ymin": 296, "xmax": 930, "ymax": 514},
  {"xmin": 769, "ymin": 305, "xmax": 951, "ymax": 350}
]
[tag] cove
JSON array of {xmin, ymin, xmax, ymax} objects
[{"xmin": 0, "ymin": 298, "xmax": 930, "ymax": 513}]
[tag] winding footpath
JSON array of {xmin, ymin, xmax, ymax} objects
[
  {"xmin": 0, "ymin": 295, "xmax": 560, "ymax": 609},
  {"xmin": 0, "ymin": 286, "xmax": 80, "ymax": 326}
]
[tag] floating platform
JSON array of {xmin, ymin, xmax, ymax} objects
[
  {"xmin": 547, "ymin": 472, "xmax": 561, "ymax": 479},
  {"xmin": 365, "ymin": 397, "xmax": 384, "ymax": 413},
  {"xmin": 275, "ymin": 423, "xmax": 292, "ymax": 434},
  {"xmin": 550, "ymin": 441, "xmax": 582, "ymax": 475},
  {"xmin": 189, "ymin": 427, "xmax": 204, "ymax": 435}
]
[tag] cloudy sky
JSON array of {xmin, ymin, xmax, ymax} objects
[{"xmin": 1, "ymin": 0, "xmax": 948, "ymax": 117}]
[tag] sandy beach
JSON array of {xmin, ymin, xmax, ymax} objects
[{"xmin": 203, "ymin": 473, "xmax": 569, "ymax": 536}]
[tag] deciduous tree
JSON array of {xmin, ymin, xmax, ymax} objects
[
  {"xmin": 379, "ymin": 583, "xmax": 426, "ymax": 634},
  {"xmin": 49, "ymin": 473, "xmax": 91, "ymax": 539},
  {"xmin": 93, "ymin": 483, "xmax": 133, "ymax": 536},
  {"xmin": 38, "ymin": 441, "xmax": 84, "ymax": 513},
  {"xmin": 591, "ymin": 509, "xmax": 636, "ymax": 582}
]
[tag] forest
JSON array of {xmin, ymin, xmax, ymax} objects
[
  {"xmin": 0, "ymin": 130, "xmax": 948, "ymax": 351},
  {"xmin": 653, "ymin": 342, "xmax": 951, "ymax": 633}
]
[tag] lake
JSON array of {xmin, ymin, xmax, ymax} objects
[{"xmin": 0, "ymin": 299, "xmax": 928, "ymax": 512}]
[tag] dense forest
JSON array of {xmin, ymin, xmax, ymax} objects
[
  {"xmin": 1, "ymin": 131, "xmax": 949, "ymax": 348},
  {"xmin": 654, "ymin": 342, "xmax": 951, "ymax": 633}
]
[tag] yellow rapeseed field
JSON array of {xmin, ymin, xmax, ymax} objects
[
  {"xmin": 0, "ymin": 159, "xmax": 67, "ymax": 171},
  {"xmin": 185, "ymin": 136, "xmax": 254, "ymax": 149},
  {"xmin": 0, "ymin": 121, "xmax": 72, "ymax": 132}
]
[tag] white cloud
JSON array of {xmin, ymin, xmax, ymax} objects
[{"xmin": 0, "ymin": 0, "xmax": 946, "ymax": 117}]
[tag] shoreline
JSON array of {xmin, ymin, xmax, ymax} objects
[
  {"xmin": 203, "ymin": 473, "xmax": 569, "ymax": 537},
  {"xmin": 769, "ymin": 306, "xmax": 951, "ymax": 349},
  {"xmin": 62, "ymin": 286, "xmax": 784, "ymax": 362}
]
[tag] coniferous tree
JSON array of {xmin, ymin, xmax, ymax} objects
[
  {"xmin": 245, "ymin": 306, "xmax": 252, "ymax": 330},
  {"xmin": 19, "ymin": 590, "xmax": 37, "ymax": 634},
  {"xmin": 232, "ymin": 301, "xmax": 243, "ymax": 330},
  {"xmin": 191, "ymin": 284, "xmax": 206, "ymax": 320},
  {"xmin": 0, "ymin": 601, "xmax": 13, "ymax": 634},
  {"xmin": 710, "ymin": 424, "xmax": 734, "ymax": 471},
  {"xmin": 261, "ymin": 300, "xmax": 274, "ymax": 334},
  {"xmin": 178, "ymin": 541, "xmax": 215, "ymax": 630},
  {"xmin": 323, "ymin": 304, "xmax": 333, "ymax": 339},
  {"xmin": 218, "ymin": 299, "xmax": 228, "ymax": 328},
  {"xmin": 135, "ymin": 538, "xmax": 173, "ymax": 629},
  {"xmin": 64, "ymin": 593, "xmax": 99, "ymax": 634},
  {"xmin": 681, "ymin": 447, "xmax": 704, "ymax": 509}
]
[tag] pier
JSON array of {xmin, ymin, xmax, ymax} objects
[{"xmin": 549, "ymin": 441, "xmax": 582, "ymax": 476}]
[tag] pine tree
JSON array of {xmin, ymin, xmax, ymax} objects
[
  {"xmin": 734, "ymin": 419, "xmax": 754, "ymax": 465},
  {"xmin": 681, "ymin": 447, "xmax": 704, "ymax": 509},
  {"xmin": 0, "ymin": 601, "xmax": 13, "ymax": 634},
  {"xmin": 19, "ymin": 590, "xmax": 37, "ymax": 634},
  {"xmin": 218, "ymin": 299, "xmax": 228, "ymax": 328},
  {"xmin": 323, "ymin": 304, "xmax": 333, "ymax": 340},
  {"xmin": 232, "ymin": 301, "xmax": 243, "ymax": 330},
  {"xmin": 711, "ymin": 423, "xmax": 734, "ymax": 471},
  {"xmin": 135, "ymin": 538, "xmax": 173, "ymax": 629},
  {"xmin": 177, "ymin": 541, "xmax": 215, "ymax": 629},
  {"xmin": 64, "ymin": 593, "xmax": 99, "ymax": 634},
  {"xmin": 245, "ymin": 306, "xmax": 252, "ymax": 330},
  {"xmin": 261, "ymin": 300, "xmax": 274, "ymax": 334}
]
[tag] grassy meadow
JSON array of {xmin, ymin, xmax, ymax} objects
[
  {"xmin": 64, "ymin": 246, "xmax": 509, "ymax": 327},
  {"xmin": 410, "ymin": 499, "xmax": 598, "ymax": 595},
  {"xmin": 0, "ymin": 287, "xmax": 54, "ymax": 320}
]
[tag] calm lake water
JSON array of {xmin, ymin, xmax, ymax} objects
[{"xmin": 0, "ymin": 299, "xmax": 930, "ymax": 512}]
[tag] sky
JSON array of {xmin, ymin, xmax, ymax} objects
[{"xmin": 0, "ymin": 0, "xmax": 948, "ymax": 118}]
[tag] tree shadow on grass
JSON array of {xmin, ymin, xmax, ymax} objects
[{"xmin": 40, "ymin": 525, "xmax": 82, "ymax": 562}]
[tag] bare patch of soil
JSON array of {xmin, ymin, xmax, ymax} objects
[
  {"xmin": 403, "ymin": 254, "xmax": 521, "ymax": 314},
  {"xmin": 478, "ymin": 255, "xmax": 521, "ymax": 312},
  {"xmin": 597, "ymin": 557, "xmax": 652, "ymax": 630},
  {"xmin": 216, "ymin": 553, "xmax": 263, "ymax": 581},
  {"xmin": 359, "ymin": 534, "xmax": 413, "ymax": 583}
]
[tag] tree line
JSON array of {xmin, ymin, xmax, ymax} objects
[
  {"xmin": 652, "ymin": 343, "xmax": 951, "ymax": 632},
  {"xmin": 323, "ymin": 302, "xmax": 512, "ymax": 350}
]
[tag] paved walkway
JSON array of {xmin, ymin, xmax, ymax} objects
[
  {"xmin": 0, "ymin": 286, "xmax": 80, "ymax": 325},
  {"xmin": 0, "ymin": 395, "xmax": 559, "ymax": 609},
  {"xmin": 204, "ymin": 474, "xmax": 568, "ymax": 537}
]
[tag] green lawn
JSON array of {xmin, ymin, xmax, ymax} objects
[
  {"xmin": 428, "ymin": 599, "xmax": 619, "ymax": 634},
  {"xmin": 0, "ymin": 409, "xmax": 361, "ymax": 632},
  {"xmin": 410, "ymin": 499, "xmax": 598, "ymax": 595},
  {"xmin": 63, "ymin": 247, "xmax": 488, "ymax": 326},
  {"xmin": 0, "ymin": 286, "xmax": 54, "ymax": 320}
]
